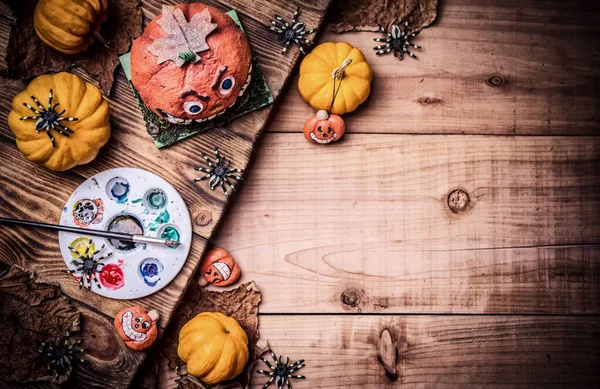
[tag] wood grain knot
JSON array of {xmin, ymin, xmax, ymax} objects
[
  {"xmin": 194, "ymin": 209, "xmax": 213, "ymax": 227},
  {"xmin": 486, "ymin": 75, "xmax": 506, "ymax": 87},
  {"xmin": 416, "ymin": 96, "xmax": 442, "ymax": 106},
  {"xmin": 378, "ymin": 329, "xmax": 399, "ymax": 382},
  {"xmin": 341, "ymin": 288, "xmax": 361, "ymax": 308},
  {"xmin": 447, "ymin": 189, "xmax": 470, "ymax": 213}
]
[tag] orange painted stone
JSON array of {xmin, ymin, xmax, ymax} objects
[
  {"xmin": 114, "ymin": 306, "xmax": 159, "ymax": 351},
  {"xmin": 303, "ymin": 110, "xmax": 346, "ymax": 144},
  {"xmin": 200, "ymin": 248, "xmax": 241, "ymax": 287},
  {"xmin": 130, "ymin": 4, "xmax": 252, "ymax": 125}
]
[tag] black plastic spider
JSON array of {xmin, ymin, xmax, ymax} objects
[
  {"xmin": 19, "ymin": 89, "xmax": 78, "ymax": 147},
  {"xmin": 257, "ymin": 349, "xmax": 306, "ymax": 389},
  {"xmin": 63, "ymin": 239, "xmax": 112, "ymax": 290},
  {"xmin": 38, "ymin": 331, "xmax": 85, "ymax": 381},
  {"xmin": 373, "ymin": 21, "xmax": 422, "ymax": 60},
  {"xmin": 193, "ymin": 147, "xmax": 243, "ymax": 199},
  {"xmin": 268, "ymin": 7, "xmax": 316, "ymax": 55}
]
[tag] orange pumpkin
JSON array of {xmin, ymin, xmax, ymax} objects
[
  {"xmin": 130, "ymin": 4, "xmax": 252, "ymax": 125},
  {"xmin": 114, "ymin": 306, "xmax": 159, "ymax": 351},
  {"xmin": 200, "ymin": 248, "xmax": 241, "ymax": 287},
  {"xmin": 303, "ymin": 110, "xmax": 346, "ymax": 144}
]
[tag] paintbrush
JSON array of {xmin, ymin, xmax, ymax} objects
[{"xmin": 0, "ymin": 217, "xmax": 181, "ymax": 248}]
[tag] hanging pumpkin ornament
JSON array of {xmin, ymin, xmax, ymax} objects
[
  {"xmin": 114, "ymin": 306, "xmax": 160, "ymax": 351},
  {"xmin": 7, "ymin": 72, "xmax": 111, "ymax": 171},
  {"xmin": 303, "ymin": 110, "xmax": 345, "ymax": 144},
  {"xmin": 34, "ymin": 0, "xmax": 109, "ymax": 55},
  {"xmin": 178, "ymin": 312, "xmax": 249, "ymax": 384},
  {"xmin": 298, "ymin": 42, "xmax": 372, "ymax": 115},
  {"xmin": 200, "ymin": 248, "xmax": 241, "ymax": 287}
]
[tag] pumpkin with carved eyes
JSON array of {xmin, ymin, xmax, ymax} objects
[
  {"xmin": 130, "ymin": 4, "xmax": 252, "ymax": 125},
  {"xmin": 114, "ymin": 306, "xmax": 160, "ymax": 351},
  {"xmin": 303, "ymin": 110, "xmax": 346, "ymax": 144}
]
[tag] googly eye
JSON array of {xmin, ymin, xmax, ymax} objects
[
  {"xmin": 135, "ymin": 316, "xmax": 143, "ymax": 323},
  {"xmin": 183, "ymin": 101, "xmax": 203, "ymax": 115},
  {"xmin": 219, "ymin": 76, "xmax": 235, "ymax": 95},
  {"xmin": 142, "ymin": 321, "xmax": 150, "ymax": 329}
]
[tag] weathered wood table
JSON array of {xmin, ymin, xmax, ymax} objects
[{"xmin": 1, "ymin": 0, "xmax": 600, "ymax": 387}]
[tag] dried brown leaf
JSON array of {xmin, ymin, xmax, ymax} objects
[
  {"xmin": 161, "ymin": 281, "xmax": 261, "ymax": 389},
  {"xmin": 329, "ymin": 0, "xmax": 438, "ymax": 33},
  {"xmin": 4, "ymin": 0, "xmax": 142, "ymax": 94},
  {"xmin": 0, "ymin": 264, "xmax": 80, "ymax": 383}
]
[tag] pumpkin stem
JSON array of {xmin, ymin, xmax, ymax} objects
[
  {"xmin": 331, "ymin": 57, "xmax": 353, "ymax": 80},
  {"xmin": 93, "ymin": 31, "xmax": 110, "ymax": 49}
]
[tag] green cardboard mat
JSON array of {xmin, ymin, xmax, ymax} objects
[{"xmin": 119, "ymin": 10, "xmax": 273, "ymax": 148}]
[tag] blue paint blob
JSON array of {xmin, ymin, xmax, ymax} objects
[
  {"xmin": 139, "ymin": 258, "xmax": 163, "ymax": 287},
  {"xmin": 106, "ymin": 177, "xmax": 130, "ymax": 204}
]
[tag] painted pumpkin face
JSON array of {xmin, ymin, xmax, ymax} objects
[
  {"xmin": 130, "ymin": 4, "xmax": 252, "ymax": 125},
  {"xmin": 303, "ymin": 110, "xmax": 346, "ymax": 144},
  {"xmin": 200, "ymin": 248, "xmax": 241, "ymax": 287},
  {"xmin": 114, "ymin": 306, "xmax": 159, "ymax": 351}
]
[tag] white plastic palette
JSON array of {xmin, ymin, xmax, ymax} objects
[{"xmin": 59, "ymin": 168, "xmax": 192, "ymax": 299}]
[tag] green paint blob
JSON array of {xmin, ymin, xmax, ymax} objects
[
  {"xmin": 148, "ymin": 210, "xmax": 170, "ymax": 232},
  {"xmin": 160, "ymin": 226, "xmax": 180, "ymax": 250},
  {"xmin": 132, "ymin": 198, "xmax": 143, "ymax": 204},
  {"xmin": 146, "ymin": 189, "xmax": 167, "ymax": 209}
]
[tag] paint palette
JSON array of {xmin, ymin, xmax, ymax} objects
[{"xmin": 59, "ymin": 168, "xmax": 192, "ymax": 299}]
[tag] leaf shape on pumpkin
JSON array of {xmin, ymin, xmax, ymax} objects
[{"xmin": 148, "ymin": 5, "xmax": 218, "ymax": 67}]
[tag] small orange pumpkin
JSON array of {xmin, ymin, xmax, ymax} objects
[
  {"xmin": 200, "ymin": 248, "xmax": 241, "ymax": 287},
  {"xmin": 303, "ymin": 110, "xmax": 345, "ymax": 144},
  {"xmin": 114, "ymin": 306, "xmax": 159, "ymax": 351}
]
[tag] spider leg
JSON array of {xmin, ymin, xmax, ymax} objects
[
  {"xmin": 224, "ymin": 178, "xmax": 237, "ymax": 193},
  {"xmin": 84, "ymin": 240, "xmax": 93, "ymax": 255},
  {"xmin": 261, "ymin": 355, "xmax": 276, "ymax": 370},
  {"xmin": 200, "ymin": 152, "xmax": 214, "ymax": 167},
  {"xmin": 220, "ymin": 181, "xmax": 230, "ymax": 199},
  {"xmin": 194, "ymin": 173, "xmax": 211, "ymax": 182},
  {"xmin": 95, "ymin": 252, "xmax": 113, "ymax": 262},
  {"xmin": 30, "ymin": 95, "xmax": 45, "ymax": 111},
  {"xmin": 291, "ymin": 7, "xmax": 299, "ymax": 25},
  {"xmin": 269, "ymin": 26, "xmax": 283, "ymax": 34},
  {"xmin": 269, "ymin": 349, "xmax": 279, "ymax": 365},
  {"xmin": 92, "ymin": 272, "xmax": 102, "ymax": 289},
  {"xmin": 374, "ymin": 38, "xmax": 391, "ymax": 43},
  {"xmin": 274, "ymin": 15, "xmax": 289, "ymax": 28},
  {"xmin": 57, "ymin": 116, "xmax": 78, "ymax": 123},
  {"xmin": 46, "ymin": 130, "xmax": 56, "ymax": 147},
  {"xmin": 282, "ymin": 38, "xmax": 292, "ymax": 54},
  {"xmin": 375, "ymin": 47, "xmax": 391, "ymax": 56},
  {"xmin": 20, "ymin": 116, "xmax": 39, "ymax": 121},
  {"xmin": 305, "ymin": 28, "xmax": 317, "ymax": 35},
  {"xmin": 270, "ymin": 19, "xmax": 286, "ymax": 29},
  {"xmin": 299, "ymin": 37, "xmax": 314, "ymax": 46},
  {"xmin": 373, "ymin": 44, "xmax": 389, "ymax": 50},
  {"xmin": 407, "ymin": 41, "xmax": 421, "ymax": 49},
  {"xmin": 257, "ymin": 369, "xmax": 274, "ymax": 376},
  {"xmin": 292, "ymin": 22, "xmax": 305, "ymax": 33},
  {"xmin": 23, "ymin": 102, "xmax": 42, "ymax": 115},
  {"xmin": 87, "ymin": 272, "xmax": 93, "ymax": 290},
  {"xmin": 213, "ymin": 147, "xmax": 221, "ymax": 165},
  {"xmin": 78, "ymin": 275, "xmax": 84, "ymax": 289},
  {"xmin": 262, "ymin": 376, "xmax": 274, "ymax": 389},
  {"xmin": 290, "ymin": 374, "xmax": 305, "ymax": 379},
  {"xmin": 48, "ymin": 89, "xmax": 54, "ymax": 110},
  {"xmin": 91, "ymin": 243, "xmax": 105, "ymax": 256},
  {"xmin": 294, "ymin": 39, "xmax": 307, "ymax": 55},
  {"xmin": 193, "ymin": 166, "xmax": 211, "ymax": 173},
  {"xmin": 403, "ymin": 46, "xmax": 417, "ymax": 59}
]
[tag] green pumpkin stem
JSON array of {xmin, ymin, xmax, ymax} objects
[{"xmin": 178, "ymin": 51, "xmax": 197, "ymax": 63}]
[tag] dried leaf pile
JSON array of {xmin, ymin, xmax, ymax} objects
[
  {"xmin": 330, "ymin": 0, "xmax": 438, "ymax": 33},
  {"xmin": 0, "ymin": 263, "xmax": 81, "ymax": 384},
  {"xmin": 133, "ymin": 281, "xmax": 262, "ymax": 389},
  {"xmin": 4, "ymin": 0, "xmax": 142, "ymax": 94}
]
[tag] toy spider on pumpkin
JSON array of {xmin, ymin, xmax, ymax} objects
[
  {"xmin": 268, "ymin": 7, "xmax": 316, "ymax": 55},
  {"xmin": 257, "ymin": 349, "xmax": 306, "ymax": 389},
  {"xmin": 373, "ymin": 21, "xmax": 422, "ymax": 60},
  {"xmin": 38, "ymin": 331, "xmax": 85, "ymax": 381},
  {"xmin": 193, "ymin": 147, "xmax": 244, "ymax": 199},
  {"xmin": 19, "ymin": 89, "xmax": 78, "ymax": 147},
  {"xmin": 63, "ymin": 239, "xmax": 112, "ymax": 290}
]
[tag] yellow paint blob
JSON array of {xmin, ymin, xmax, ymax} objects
[{"xmin": 69, "ymin": 237, "xmax": 95, "ymax": 258}]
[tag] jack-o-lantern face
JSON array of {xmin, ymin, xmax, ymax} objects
[
  {"xmin": 114, "ymin": 306, "xmax": 159, "ymax": 351},
  {"xmin": 303, "ymin": 110, "xmax": 346, "ymax": 144},
  {"xmin": 130, "ymin": 4, "xmax": 252, "ymax": 125},
  {"xmin": 200, "ymin": 248, "xmax": 241, "ymax": 287}
]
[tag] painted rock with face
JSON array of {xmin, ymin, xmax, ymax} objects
[
  {"xmin": 200, "ymin": 248, "xmax": 241, "ymax": 287},
  {"xmin": 114, "ymin": 306, "xmax": 160, "ymax": 351},
  {"xmin": 303, "ymin": 110, "xmax": 346, "ymax": 144},
  {"xmin": 130, "ymin": 4, "xmax": 252, "ymax": 125}
]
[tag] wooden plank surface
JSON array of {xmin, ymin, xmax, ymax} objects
[
  {"xmin": 251, "ymin": 315, "xmax": 600, "ymax": 388},
  {"xmin": 266, "ymin": 0, "xmax": 600, "ymax": 135},
  {"xmin": 213, "ymin": 134, "xmax": 600, "ymax": 314},
  {"xmin": 0, "ymin": 0, "xmax": 332, "ymax": 387}
]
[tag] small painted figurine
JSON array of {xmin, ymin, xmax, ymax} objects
[
  {"xmin": 200, "ymin": 248, "xmax": 241, "ymax": 287},
  {"xmin": 302, "ymin": 110, "xmax": 345, "ymax": 144},
  {"xmin": 114, "ymin": 306, "xmax": 160, "ymax": 351}
]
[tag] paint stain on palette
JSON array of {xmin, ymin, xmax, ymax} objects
[{"xmin": 58, "ymin": 168, "xmax": 192, "ymax": 300}]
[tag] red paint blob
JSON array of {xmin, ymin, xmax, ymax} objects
[{"xmin": 100, "ymin": 264, "xmax": 125, "ymax": 290}]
